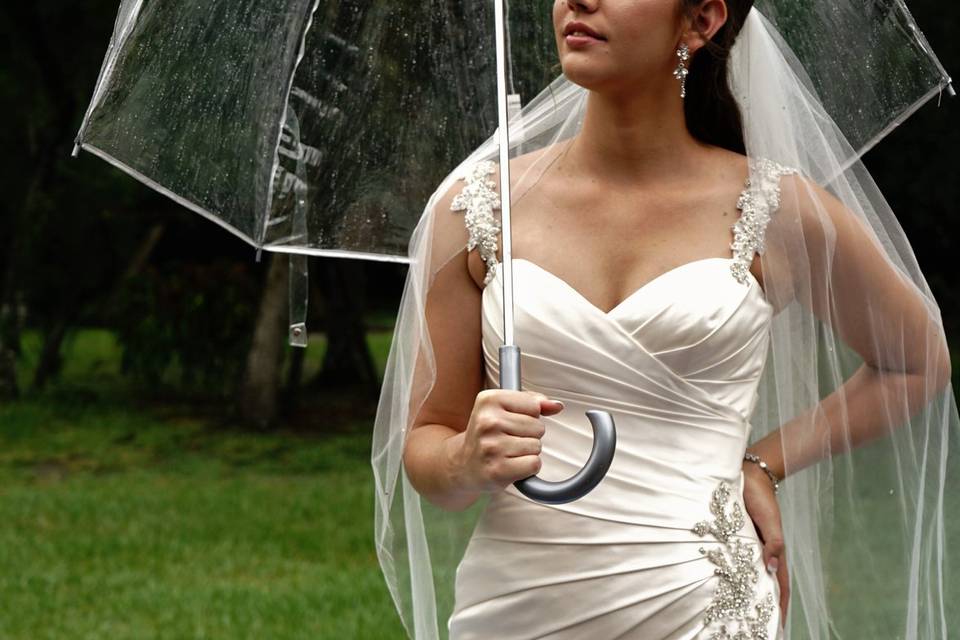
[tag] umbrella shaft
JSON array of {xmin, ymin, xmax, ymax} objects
[{"xmin": 494, "ymin": 0, "xmax": 516, "ymax": 346}]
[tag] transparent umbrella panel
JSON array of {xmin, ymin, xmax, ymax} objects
[
  {"xmin": 75, "ymin": 1, "xmax": 563, "ymax": 259},
  {"xmin": 75, "ymin": 0, "xmax": 951, "ymax": 256},
  {"xmin": 75, "ymin": 0, "xmax": 320, "ymax": 247},
  {"xmin": 261, "ymin": 1, "xmax": 564, "ymax": 258},
  {"xmin": 754, "ymin": 0, "xmax": 953, "ymax": 172}
]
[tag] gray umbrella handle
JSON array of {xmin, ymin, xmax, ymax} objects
[{"xmin": 499, "ymin": 344, "xmax": 616, "ymax": 505}]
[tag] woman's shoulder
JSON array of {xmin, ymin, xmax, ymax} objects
[
  {"xmin": 703, "ymin": 146, "xmax": 801, "ymax": 182},
  {"xmin": 447, "ymin": 144, "xmax": 569, "ymax": 289},
  {"xmin": 454, "ymin": 142, "xmax": 568, "ymax": 191}
]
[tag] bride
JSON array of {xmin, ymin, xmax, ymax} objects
[{"xmin": 372, "ymin": 0, "xmax": 957, "ymax": 638}]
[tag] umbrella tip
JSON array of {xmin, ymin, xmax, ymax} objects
[
  {"xmin": 71, "ymin": 143, "xmax": 80, "ymax": 158},
  {"xmin": 947, "ymin": 82, "xmax": 956, "ymax": 98}
]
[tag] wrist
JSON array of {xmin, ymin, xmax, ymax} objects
[
  {"xmin": 743, "ymin": 451, "xmax": 781, "ymax": 494},
  {"xmin": 442, "ymin": 431, "xmax": 467, "ymax": 489},
  {"xmin": 441, "ymin": 432, "xmax": 482, "ymax": 510}
]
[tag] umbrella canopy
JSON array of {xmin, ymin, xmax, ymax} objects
[
  {"xmin": 73, "ymin": 0, "xmax": 953, "ymax": 246},
  {"xmin": 73, "ymin": 0, "xmax": 524, "ymax": 344},
  {"xmin": 75, "ymin": 0, "xmax": 509, "ymax": 257}
]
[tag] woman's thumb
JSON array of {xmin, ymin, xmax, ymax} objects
[
  {"xmin": 763, "ymin": 534, "xmax": 785, "ymax": 575},
  {"xmin": 765, "ymin": 555, "xmax": 779, "ymax": 575},
  {"xmin": 534, "ymin": 393, "xmax": 564, "ymax": 414}
]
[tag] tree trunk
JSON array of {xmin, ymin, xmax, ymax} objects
[
  {"xmin": 29, "ymin": 223, "xmax": 166, "ymax": 393},
  {"xmin": 281, "ymin": 345, "xmax": 306, "ymax": 415},
  {"xmin": 31, "ymin": 317, "xmax": 68, "ymax": 391},
  {"xmin": 0, "ymin": 265, "xmax": 22, "ymax": 401},
  {"xmin": 237, "ymin": 253, "xmax": 289, "ymax": 429},
  {"xmin": 0, "ymin": 4, "xmax": 79, "ymax": 401},
  {"xmin": 0, "ymin": 331, "xmax": 18, "ymax": 401},
  {"xmin": 308, "ymin": 259, "xmax": 378, "ymax": 398}
]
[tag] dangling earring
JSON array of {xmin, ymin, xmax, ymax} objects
[{"xmin": 673, "ymin": 43, "xmax": 690, "ymax": 99}]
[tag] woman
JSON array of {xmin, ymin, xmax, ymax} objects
[{"xmin": 373, "ymin": 1, "xmax": 956, "ymax": 638}]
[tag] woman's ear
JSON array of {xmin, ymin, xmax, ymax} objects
[{"xmin": 685, "ymin": 0, "xmax": 729, "ymax": 54}]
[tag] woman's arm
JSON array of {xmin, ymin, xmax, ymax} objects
[
  {"xmin": 729, "ymin": 170, "xmax": 950, "ymax": 627},
  {"xmin": 401, "ymin": 180, "xmax": 488, "ymax": 512},
  {"xmin": 747, "ymin": 174, "xmax": 952, "ymax": 481}
]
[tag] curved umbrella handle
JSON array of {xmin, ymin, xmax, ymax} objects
[{"xmin": 499, "ymin": 345, "xmax": 617, "ymax": 505}]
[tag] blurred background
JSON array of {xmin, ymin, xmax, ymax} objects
[{"xmin": 0, "ymin": 1, "xmax": 957, "ymax": 638}]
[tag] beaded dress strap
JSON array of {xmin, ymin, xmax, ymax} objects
[
  {"xmin": 730, "ymin": 157, "xmax": 800, "ymax": 286},
  {"xmin": 450, "ymin": 160, "xmax": 502, "ymax": 286}
]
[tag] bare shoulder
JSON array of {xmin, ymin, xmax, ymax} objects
[
  {"xmin": 458, "ymin": 143, "xmax": 569, "ymax": 289},
  {"xmin": 708, "ymin": 147, "xmax": 752, "ymax": 194},
  {"xmin": 688, "ymin": 145, "xmax": 752, "ymax": 205},
  {"xmin": 426, "ymin": 142, "xmax": 558, "ymax": 254},
  {"xmin": 479, "ymin": 142, "xmax": 569, "ymax": 192}
]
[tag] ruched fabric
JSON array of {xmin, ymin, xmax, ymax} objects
[{"xmin": 447, "ymin": 256, "xmax": 783, "ymax": 640}]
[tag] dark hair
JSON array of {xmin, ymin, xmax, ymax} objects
[{"xmin": 681, "ymin": 0, "xmax": 755, "ymax": 154}]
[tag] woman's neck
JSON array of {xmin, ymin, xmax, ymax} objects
[{"xmin": 562, "ymin": 87, "xmax": 706, "ymax": 187}]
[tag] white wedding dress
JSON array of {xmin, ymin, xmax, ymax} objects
[{"xmin": 445, "ymin": 158, "xmax": 797, "ymax": 640}]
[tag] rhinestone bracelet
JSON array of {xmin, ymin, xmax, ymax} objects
[{"xmin": 744, "ymin": 451, "xmax": 781, "ymax": 494}]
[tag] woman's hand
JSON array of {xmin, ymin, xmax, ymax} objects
[
  {"xmin": 448, "ymin": 389, "xmax": 564, "ymax": 495},
  {"xmin": 742, "ymin": 462, "xmax": 789, "ymax": 631}
]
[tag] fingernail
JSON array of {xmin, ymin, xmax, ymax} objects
[
  {"xmin": 554, "ymin": 400, "xmax": 564, "ymax": 409},
  {"xmin": 766, "ymin": 558, "xmax": 778, "ymax": 574}
]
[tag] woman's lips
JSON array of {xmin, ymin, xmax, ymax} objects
[{"xmin": 565, "ymin": 33, "xmax": 605, "ymax": 48}]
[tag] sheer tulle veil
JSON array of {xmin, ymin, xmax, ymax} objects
[{"xmin": 371, "ymin": 4, "xmax": 957, "ymax": 638}]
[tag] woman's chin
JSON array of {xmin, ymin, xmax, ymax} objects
[{"xmin": 558, "ymin": 65, "xmax": 612, "ymax": 91}]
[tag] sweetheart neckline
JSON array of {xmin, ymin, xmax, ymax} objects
[{"xmin": 490, "ymin": 256, "xmax": 770, "ymax": 317}]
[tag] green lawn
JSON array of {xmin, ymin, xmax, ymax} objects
[
  {"xmin": 2, "ymin": 328, "xmax": 408, "ymax": 639},
  {"xmin": 3, "ymin": 328, "xmax": 959, "ymax": 638}
]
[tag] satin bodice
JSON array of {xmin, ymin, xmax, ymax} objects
[{"xmin": 480, "ymin": 255, "xmax": 774, "ymax": 526}]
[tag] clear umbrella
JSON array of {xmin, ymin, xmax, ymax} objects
[
  {"xmin": 71, "ymin": 0, "xmax": 954, "ymax": 343},
  {"xmin": 69, "ymin": 1, "xmax": 956, "ymax": 334}
]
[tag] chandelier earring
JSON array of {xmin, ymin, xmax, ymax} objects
[{"xmin": 673, "ymin": 42, "xmax": 690, "ymax": 98}]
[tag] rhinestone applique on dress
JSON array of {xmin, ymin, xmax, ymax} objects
[
  {"xmin": 451, "ymin": 160, "xmax": 502, "ymax": 286},
  {"xmin": 729, "ymin": 158, "xmax": 800, "ymax": 287},
  {"xmin": 692, "ymin": 480, "xmax": 778, "ymax": 639}
]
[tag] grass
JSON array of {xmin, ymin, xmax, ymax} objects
[
  {"xmin": 4, "ymin": 326, "xmax": 960, "ymax": 638},
  {"xmin": 2, "ymin": 327, "xmax": 409, "ymax": 640}
]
